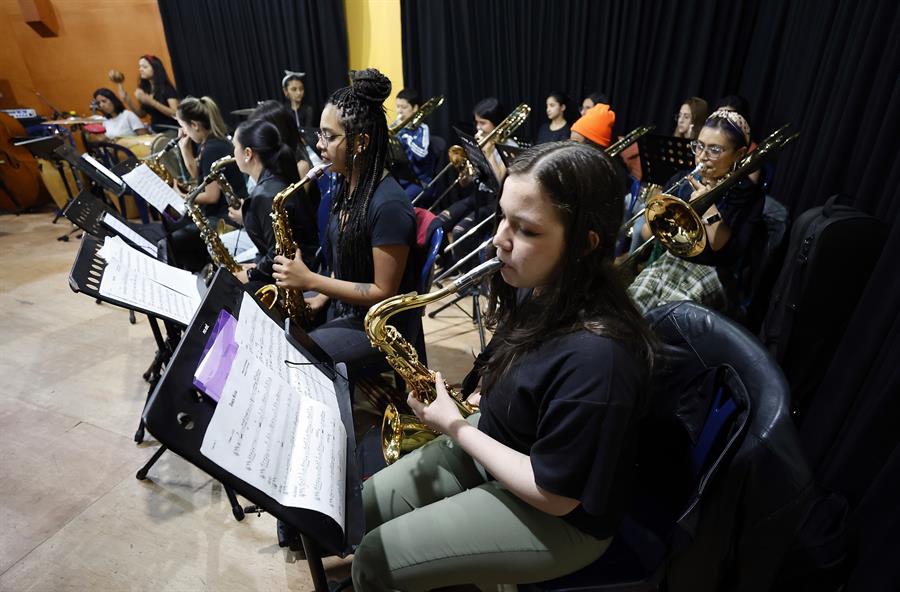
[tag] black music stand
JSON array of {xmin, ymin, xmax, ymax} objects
[
  {"xmin": 495, "ymin": 142, "xmax": 523, "ymax": 168},
  {"xmin": 16, "ymin": 135, "xmax": 82, "ymax": 223},
  {"xmin": 637, "ymin": 134, "xmax": 694, "ymax": 186},
  {"xmin": 453, "ymin": 127, "xmax": 501, "ymax": 194},
  {"xmin": 143, "ymin": 269, "xmax": 362, "ymax": 590},
  {"xmin": 68, "ymin": 234, "xmax": 192, "ymax": 446}
]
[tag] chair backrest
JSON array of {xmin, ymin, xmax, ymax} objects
[
  {"xmin": 414, "ymin": 206, "xmax": 443, "ymax": 293},
  {"xmin": 420, "ymin": 227, "xmax": 444, "ymax": 293}
]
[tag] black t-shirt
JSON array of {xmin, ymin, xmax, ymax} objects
[
  {"xmin": 198, "ymin": 138, "xmax": 247, "ymax": 222},
  {"xmin": 667, "ymin": 171, "xmax": 765, "ymax": 267},
  {"xmin": 477, "ymin": 330, "xmax": 646, "ymax": 539},
  {"xmin": 326, "ymin": 175, "xmax": 417, "ymax": 329},
  {"xmin": 146, "ymin": 85, "xmax": 179, "ymax": 132},
  {"xmin": 536, "ymin": 122, "xmax": 571, "ymax": 144},
  {"xmin": 243, "ymin": 169, "xmax": 318, "ymax": 279}
]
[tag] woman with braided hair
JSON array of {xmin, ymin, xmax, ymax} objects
[{"xmin": 272, "ymin": 68, "xmax": 419, "ymax": 378}]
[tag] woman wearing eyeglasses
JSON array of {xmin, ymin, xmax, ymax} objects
[
  {"xmin": 271, "ymin": 69, "xmax": 420, "ymax": 378},
  {"xmin": 628, "ymin": 109, "xmax": 764, "ymax": 314}
]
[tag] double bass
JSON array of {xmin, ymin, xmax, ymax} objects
[{"xmin": 0, "ymin": 113, "xmax": 44, "ymax": 212}]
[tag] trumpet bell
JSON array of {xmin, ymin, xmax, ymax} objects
[{"xmin": 382, "ymin": 403, "xmax": 437, "ymax": 464}]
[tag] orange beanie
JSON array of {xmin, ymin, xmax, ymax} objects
[{"xmin": 571, "ymin": 103, "xmax": 616, "ymax": 148}]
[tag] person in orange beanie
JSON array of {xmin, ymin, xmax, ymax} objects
[{"xmin": 570, "ymin": 103, "xmax": 616, "ymax": 148}]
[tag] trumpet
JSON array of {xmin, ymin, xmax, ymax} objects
[
  {"xmin": 619, "ymin": 126, "xmax": 799, "ymax": 267},
  {"xmin": 412, "ymin": 103, "xmax": 531, "ymax": 208}
]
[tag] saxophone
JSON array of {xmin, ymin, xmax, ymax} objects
[
  {"xmin": 184, "ymin": 156, "xmax": 241, "ymax": 273},
  {"xmin": 146, "ymin": 137, "xmax": 192, "ymax": 192},
  {"xmin": 364, "ymin": 257, "xmax": 503, "ymax": 464},
  {"xmin": 255, "ymin": 162, "xmax": 332, "ymax": 326}
]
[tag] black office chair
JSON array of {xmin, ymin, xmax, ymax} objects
[{"xmin": 534, "ymin": 301, "xmax": 812, "ymax": 592}]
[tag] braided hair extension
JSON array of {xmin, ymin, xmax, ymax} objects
[{"xmin": 327, "ymin": 68, "xmax": 392, "ymax": 315}]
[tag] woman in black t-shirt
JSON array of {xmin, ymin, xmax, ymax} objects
[
  {"xmin": 169, "ymin": 96, "xmax": 247, "ymax": 271},
  {"xmin": 110, "ymin": 55, "xmax": 179, "ymax": 132},
  {"xmin": 350, "ymin": 142, "xmax": 659, "ymax": 590},
  {"xmin": 272, "ymin": 68, "xmax": 418, "ymax": 376},
  {"xmin": 228, "ymin": 119, "xmax": 317, "ymax": 289},
  {"xmin": 535, "ymin": 90, "xmax": 571, "ymax": 144}
]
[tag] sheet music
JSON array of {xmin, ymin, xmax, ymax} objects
[
  {"xmin": 121, "ymin": 164, "xmax": 187, "ymax": 216},
  {"xmin": 100, "ymin": 212, "xmax": 158, "ymax": 256},
  {"xmin": 232, "ymin": 292, "xmax": 339, "ymax": 414},
  {"xmin": 201, "ymin": 346, "xmax": 346, "ymax": 529},
  {"xmin": 97, "ymin": 236, "xmax": 201, "ymax": 325},
  {"xmin": 81, "ymin": 153, "xmax": 124, "ymax": 187}
]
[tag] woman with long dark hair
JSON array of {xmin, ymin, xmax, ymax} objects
[
  {"xmin": 90, "ymin": 87, "xmax": 147, "ymax": 139},
  {"xmin": 168, "ymin": 96, "xmax": 247, "ymax": 271},
  {"xmin": 110, "ymin": 55, "xmax": 179, "ymax": 132},
  {"xmin": 629, "ymin": 109, "xmax": 762, "ymax": 312},
  {"xmin": 229, "ymin": 119, "xmax": 317, "ymax": 288},
  {"xmin": 351, "ymin": 141, "xmax": 658, "ymax": 589},
  {"xmin": 272, "ymin": 68, "xmax": 419, "ymax": 376}
]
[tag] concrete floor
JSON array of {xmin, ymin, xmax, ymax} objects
[{"xmin": 0, "ymin": 212, "xmax": 485, "ymax": 592}]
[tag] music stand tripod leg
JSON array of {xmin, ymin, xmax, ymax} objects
[
  {"xmin": 136, "ymin": 315, "xmax": 170, "ymax": 443},
  {"xmin": 223, "ymin": 486, "xmax": 245, "ymax": 521},
  {"xmin": 135, "ymin": 444, "xmax": 167, "ymax": 480},
  {"xmin": 301, "ymin": 536, "xmax": 332, "ymax": 592}
]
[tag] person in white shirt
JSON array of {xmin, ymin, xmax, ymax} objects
[{"xmin": 91, "ymin": 88, "xmax": 148, "ymax": 140}]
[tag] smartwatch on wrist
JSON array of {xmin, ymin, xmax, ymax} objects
[{"xmin": 703, "ymin": 212, "xmax": 722, "ymax": 226}]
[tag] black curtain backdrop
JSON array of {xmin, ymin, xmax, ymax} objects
[
  {"xmin": 157, "ymin": 0, "xmax": 349, "ymax": 129},
  {"xmin": 402, "ymin": 0, "xmax": 900, "ymax": 587}
]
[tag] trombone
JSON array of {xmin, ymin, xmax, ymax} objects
[
  {"xmin": 441, "ymin": 124, "xmax": 655, "ymax": 256},
  {"xmin": 389, "ymin": 95, "xmax": 445, "ymax": 136},
  {"xmin": 412, "ymin": 103, "xmax": 532, "ymax": 209},
  {"xmin": 619, "ymin": 125, "xmax": 799, "ymax": 267}
]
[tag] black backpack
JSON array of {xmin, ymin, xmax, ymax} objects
[{"xmin": 759, "ymin": 194, "xmax": 887, "ymax": 417}]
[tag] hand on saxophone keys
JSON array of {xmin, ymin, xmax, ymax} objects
[
  {"xmin": 407, "ymin": 372, "xmax": 468, "ymax": 436},
  {"xmin": 272, "ymin": 247, "xmax": 312, "ymax": 290}
]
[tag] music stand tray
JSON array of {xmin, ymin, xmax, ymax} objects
[
  {"xmin": 495, "ymin": 143, "xmax": 523, "ymax": 169},
  {"xmin": 637, "ymin": 134, "xmax": 694, "ymax": 186},
  {"xmin": 142, "ymin": 269, "xmax": 363, "ymax": 561}
]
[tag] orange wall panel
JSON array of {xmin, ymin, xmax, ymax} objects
[{"xmin": 0, "ymin": 0, "xmax": 172, "ymax": 117}]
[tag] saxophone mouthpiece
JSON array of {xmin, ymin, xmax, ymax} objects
[{"xmin": 306, "ymin": 161, "xmax": 333, "ymax": 181}]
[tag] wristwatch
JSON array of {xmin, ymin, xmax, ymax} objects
[{"xmin": 703, "ymin": 212, "xmax": 722, "ymax": 226}]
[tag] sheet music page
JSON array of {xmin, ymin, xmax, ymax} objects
[
  {"xmin": 100, "ymin": 213, "xmax": 158, "ymax": 256},
  {"xmin": 200, "ymin": 346, "xmax": 347, "ymax": 529},
  {"xmin": 121, "ymin": 164, "xmax": 187, "ymax": 216},
  {"xmin": 97, "ymin": 236, "xmax": 201, "ymax": 325},
  {"xmin": 232, "ymin": 292, "xmax": 340, "ymax": 414},
  {"xmin": 81, "ymin": 153, "xmax": 124, "ymax": 187}
]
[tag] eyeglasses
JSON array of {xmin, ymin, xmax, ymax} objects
[
  {"xmin": 690, "ymin": 140, "xmax": 730, "ymax": 159},
  {"xmin": 316, "ymin": 129, "xmax": 344, "ymax": 144}
]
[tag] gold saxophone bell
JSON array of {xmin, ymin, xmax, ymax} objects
[
  {"xmin": 216, "ymin": 217, "xmax": 236, "ymax": 236},
  {"xmin": 254, "ymin": 283, "xmax": 277, "ymax": 308},
  {"xmin": 381, "ymin": 404, "xmax": 438, "ymax": 465}
]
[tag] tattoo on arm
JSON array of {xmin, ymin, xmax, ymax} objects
[{"xmin": 354, "ymin": 283, "xmax": 372, "ymax": 296}]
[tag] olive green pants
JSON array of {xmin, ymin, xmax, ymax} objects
[{"xmin": 351, "ymin": 415, "xmax": 610, "ymax": 591}]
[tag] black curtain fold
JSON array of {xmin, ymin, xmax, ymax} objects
[
  {"xmin": 402, "ymin": 0, "xmax": 900, "ymax": 586},
  {"xmin": 156, "ymin": 0, "xmax": 349, "ymax": 129}
]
